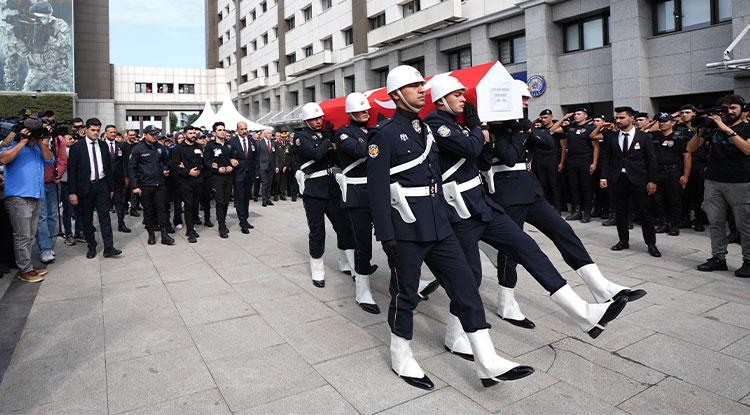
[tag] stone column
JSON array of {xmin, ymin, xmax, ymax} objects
[
  {"xmin": 732, "ymin": 0, "xmax": 750, "ymax": 98},
  {"xmin": 471, "ymin": 25, "xmax": 496, "ymax": 66},
  {"xmin": 522, "ymin": 2, "xmax": 563, "ymax": 118},
  {"xmin": 354, "ymin": 59, "xmax": 375, "ymax": 91},
  {"xmin": 609, "ymin": 0, "xmax": 654, "ymax": 114}
]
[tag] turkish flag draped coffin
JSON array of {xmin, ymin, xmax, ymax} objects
[{"xmin": 318, "ymin": 61, "xmax": 523, "ymax": 129}]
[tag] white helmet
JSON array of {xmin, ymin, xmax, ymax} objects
[
  {"xmin": 515, "ymin": 79, "xmax": 531, "ymax": 98},
  {"xmin": 430, "ymin": 75, "xmax": 466, "ymax": 103},
  {"xmin": 300, "ymin": 102, "xmax": 324, "ymax": 120},
  {"xmin": 345, "ymin": 92, "xmax": 371, "ymax": 113},
  {"xmin": 386, "ymin": 65, "xmax": 425, "ymax": 94}
]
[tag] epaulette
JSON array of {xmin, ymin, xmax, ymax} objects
[{"xmin": 370, "ymin": 118, "xmax": 392, "ymax": 130}]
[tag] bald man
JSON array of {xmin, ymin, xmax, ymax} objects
[
  {"xmin": 256, "ymin": 128, "xmax": 279, "ymax": 207},
  {"xmin": 229, "ymin": 122, "xmax": 258, "ymax": 232}
]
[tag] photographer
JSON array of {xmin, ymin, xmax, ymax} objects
[
  {"xmin": 689, "ymin": 95, "xmax": 750, "ymax": 278},
  {"xmin": 35, "ymin": 110, "xmax": 67, "ymax": 264},
  {"xmin": 0, "ymin": 120, "xmax": 55, "ymax": 283}
]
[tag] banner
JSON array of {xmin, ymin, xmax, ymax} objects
[{"xmin": 0, "ymin": 0, "xmax": 74, "ymax": 92}]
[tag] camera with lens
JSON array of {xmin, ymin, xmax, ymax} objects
[{"xmin": 692, "ymin": 106, "xmax": 728, "ymax": 129}]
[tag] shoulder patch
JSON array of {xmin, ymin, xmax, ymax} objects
[
  {"xmin": 437, "ymin": 125, "xmax": 451, "ymax": 137},
  {"xmin": 340, "ymin": 133, "xmax": 348, "ymax": 140},
  {"xmin": 368, "ymin": 144, "xmax": 379, "ymax": 158},
  {"xmin": 295, "ymin": 138, "xmax": 301, "ymax": 146},
  {"xmin": 371, "ymin": 118, "xmax": 392, "ymax": 130}
]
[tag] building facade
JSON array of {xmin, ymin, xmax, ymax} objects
[{"xmin": 208, "ymin": 0, "xmax": 750, "ymax": 124}]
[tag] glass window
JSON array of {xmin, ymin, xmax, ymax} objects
[
  {"xmin": 564, "ymin": 23, "xmax": 580, "ymax": 52},
  {"xmin": 717, "ymin": 0, "xmax": 732, "ymax": 22},
  {"xmin": 262, "ymin": 33, "xmax": 268, "ymax": 44},
  {"xmin": 343, "ymin": 28, "xmax": 354, "ymax": 45},
  {"xmin": 251, "ymin": 10, "xmax": 256, "ymax": 20},
  {"xmin": 345, "ymin": 76, "xmax": 355, "ymax": 95},
  {"xmin": 405, "ymin": 59, "xmax": 424, "ymax": 76},
  {"xmin": 325, "ymin": 82, "xmax": 335, "ymax": 99},
  {"xmin": 304, "ymin": 45, "xmax": 313, "ymax": 57},
  {"xmin": 376, "ymin": 69, "xmax": 388, "ymax": 88},
  {"xmin": 448, "ymin": 48, "xmax": 471, "ymax": 71},
  {"xmin": 681, "ymin": 0, "xmax": 711, "ymax": 30},
  {"xmin": 303, "ymin": 5, "xmax": 312, "ymax": 21},
  {"xmin": 321, "ymin": 0, "xmax": 332, "ymax": 10},
  {"xmin": 370, "ymin": 13, "xmax": 386, "ymax": 29},
  {"xmin": 499, "ymin": 39, "xmax": 512, "ymax": 64},
  {"xmin": 323, "ymin": 37, "xmax": 333, "ymax": 51},
  {"xmin": 251, "ymin": 40, "xmax": 257, "ymax": 51},
  {"xmin": 582, "ymin": 18, "xmax": 604, "ymax": 50},
  {"xmin": 403, "ymin": 0, "xmax": 421, "ymax": 17},
  {"xmin": 241, "ymin": 46, "xmax": 247, "ymax": 57},
  {"xmin": 655, "ymin": 1, "xmax": 676, "ymax": 33},
  {"xmin": 261, "ymin": 1, "xmax": 267, "ymax": 12},
  {"xmin": 263, "ymin": 65, "xmax": 269, "ymax": 77},
  {"xmin": 157, "ymin": 83, "xmax": 173, "ymax": 93},
  {"xmin": 287, "ymin": 52, "xmax": 296, "ymax": 64},
  {"xmin": 286, "ymin": 16, "xmax": 295, "ymax": 30},
  {"xmin": 240, "ymin": 17, "xmax": 246, "ymax": 28},
  {"xmin": 513, "ymin": 35, "xmax": 526, "ymax": 63},
  {"xmin": 179, "ymin": 84, "xmax": 194, "ymax": 94}
]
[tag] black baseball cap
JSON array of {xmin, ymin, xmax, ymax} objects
[
  {"xmin": 679, "ymin": 104, "xmax": 696, "ymax": 112},
  {"xmin": 635, "ymin": 112, "xmax": 649, "ymax": 119},
  {"xmin": 593, "ymin": 114, "xmax": 607, "ymax": 120},
  {"xmin": 539, "ymin": 109, "xmax": 553, "ymax": 116},
  {"xmin": 573, "ymin": 107, "xmax": 588, "ymax": 113},
  {"xmin": 143, "ymin": 125, "xmax": 160, "ymax": 135},
  {"xmin": 655, "ymin": 112, "xmax": 674, "ymax": 122}
]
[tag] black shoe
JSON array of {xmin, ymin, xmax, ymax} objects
[
  {"xmin": 613, "ymin": 288, "xmax": 647, "ymax": 303},
  {"xmin": 679, "ymin": 219, "xmax": 693, "ymax": 229},
  {"xmin": 394, "ymin": 371, "xmax": 434, "ymax": 391},
  {"xmin": 161, "ymin": 231, "xmax": 175, "ymax": 245},
  {"xmin": 313, "ymin": 280, "xmax": 325, "ymax": 288},
  {"xmin": 565, "ymin": 210, "xmax": 582, "ymax": 221},
  {"xmin": 241, "ymin": 226, "xmax": 250, "ymax": 234},
  {"xmin": 601, "ymin": 210, "xmax": 610, "ymax": 219},
  {"xmin": 280, "ymin": 195, "xmax": 286, "ymax": 201},
  {"xmin": 647, "ymin": 244, "xmax": 661, "ymax": 257},
  {"xmin": 291, "ymin": 196, "xmax": 297, "ymax": 202},
  {"xmin": 246, "ymin": 223, "xmax": 254, "ymax": 229},
  {"xmin": 588, "ymin": 296, "xmax": 628, "ymax": 339},
  {"xmin": 358, "ymin": 302, "xmax": 380, "ymax": 314},
  {"xmin": 628, "ymin": 222, "xmax": 634, "ymax": 229},
  {"xmin": 74, "ymin": 232, "xmax": 86, "ymax": 242},
  {"xmin": 735, "ymin": 261, "xmax": 750, "ymax": 278},
  {"xmin": 195, "ymin": 217, "xmax": 202, "ymax": 225},
  {"xmin": 591, "ymin": 207, "xmax": 601, "ymax": 217},
  {"xmin": 727, "ymin": 231, "xmax": 740, "ymax": 244},
  {"xmin": 418, "ymin": 280, "xmax": 440, "ymax": 300},
  {"xmin": 165, "ymin": 225, "xmax": 176, "ymax": 234},
  {"xmin": 103, "ymin": 247, "xmax": 122, "ymax": 257},
  {"xmin": 253, "ymin": 197, "xmax": 259, "ymax": 202},
  {"xmin": 668, "ymin": 225, "xmax": 679, "ymax": 236},
  {"xmin": 581, "ymin": 211, "xmax": 591, "ymax": 223},
  {"xmin": 118, "ymin": 223, "xmax": 132, "ymax": 233},
  {"xmin": 273, "ymin": 195, "xmax": 279, "ymax": 201},
  {"xmin": 602, "ymin": 217, "xmax": 616, "ymax": 227},
  {"xmin": 444, "ymin": 345, "xmax": 474, "ymax": 362},
  {"xmin": 654, "ymin": 224, "xmax": 668, "ymax": 234},
  {"xmin": 129, "ymin": 209, "xmax": 140, "ymax": 217},
  {"xmin": 86, "ymin": 249, "xmax": 97, "ymax": 259},
  {"xmin": 368, "ymin": 264, "xmax": 379, "ymax": 275},
  {"xmin": 219, "ymin": 227, "xmax": 229, "ymax": 238},
  {"xmin": 481, "ymin": 366, "xmax": 535, "ymax": 387},
  {"xmin": 262, "ymin": 201, "xmax": 267, "ymax": 207},
  {"xmin": 611, "ymin": 241, "xmax": 629, "ymax": 251},
  {"xmin": 267, "ymin": 200, "xmax": 274, "ymax": 206},
  {"xmin": 147, "ymin": 232, "xmax": 156, "ymax": 245},
  {"xmin": 499, "ymin": 316, "xmax": 536, "ymax": 329},
  {"xmin": 188, "ymin": 235, "xmax": 197, "ymax": 243},
  {"xmin": 697, "ymin": 256, "xmax": 728, "ymax": 272},
  {"xmin": 694, "ymin": 222, "xmax": 705, "ymax": 232},
  {"xmin": 204, "ymin": 219, "xmax": 214, "ymax": 228}
]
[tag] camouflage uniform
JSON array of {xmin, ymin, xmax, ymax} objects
[
  {"xmin": 23, "ymin": 10, "xmax": 73, "ymax": 92},
  {"xmin": 0, "ymin": 0, "xmax": 33, "ymax": 90}
]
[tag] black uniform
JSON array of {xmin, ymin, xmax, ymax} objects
[
  {"xmin": 334, "ymin": 119, "xmax": 374, "ymax": 275},
  {"xmin": 484, "ymin": 122, "xmax": 596, "ymax": 289},
  {"xmin": 367, "ymin": 108, "xmax": 489, "ymax": 340},
  {"xmin": 103, "ymin": 138, "xmax": 127, "ymax": 226},
  {"xmin": 169, "ymin": 141, "xmax": 204, "ymax": 235},
  {"xmin": 122, "ymin": 141, "xmax": 140, "ymax": 212},
  {"xmin": 295, "ymin": 125, "xmax": 355, "ymax": 259},
  {"xmin": 128, "ymin": 141, "xmax": 170, "ymax": 230},
  {"xmin": 678, "ymin": 124, "xmax": 708, "ymax": 227},
  {"xmin": 651, "ymin": 130, "xmax": 688, "ymax": 229},
  {"xmin": 563, "ymin": 123, "xmax": 596, "ymax": 213},
  {"xmin": 166, "ymin": 144, "xmax": 182, "ymax": 228},
  {"xmin": 202, "ymin": 139, "xmax": 234, "ymax": 230},
  {"xmin": 426, "ymin": 110, "xmax": 566, "ymax": 294},
  {"xmin": 532, "ymin": 124, "xmax": 565, "ymax": 211}
]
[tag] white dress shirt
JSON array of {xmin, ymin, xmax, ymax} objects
[
  {"xmin": 86, "ymin": 138, "xmax": 106, "ymax": 181},
  {"xmin": 619, "ymin": 126, "xmax": 636, "ymax": 173}
]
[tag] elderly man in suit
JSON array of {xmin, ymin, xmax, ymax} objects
[
  {"xmin": 102, "ymin": 124, "xmax": 130, "ymax": 233},
  {"xmin": 256, "ymin": 127, "xmax": 278, "ymax": 207},
  {"xmin": 67, "ymin": 118, "xmax": 122, "ymax": 259}
]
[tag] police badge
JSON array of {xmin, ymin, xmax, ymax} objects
[
  {"xmin": 412, "ymin": 119, "xmax": 421, "ymax": 133},
  {"xmin": 400, "ymin": 134, "xmax": 409, "ymax": 141},
  {"xmin": 437, "ymin": 125, "xmax": 451, "ymax": 137},
  {"xmin": 295, "ymin": 138, "xmax": 301, "ymax": 146},
  {"xmin": 368, "ymin": 144, "xmax": 379, "ymax": 158},
  {"xmin": 157, "ymin": 148, "xmax": 162, "ymax": 154},
  {"xmin": 340, "ymin": 133, "xmax": 348, "ymax": 140}
]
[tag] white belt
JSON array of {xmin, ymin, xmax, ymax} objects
[
  {"xmin": 454, "ymin": 175, "xmax": 482, "ymax": 192},
  {"xmin": 401, "ymin": 184, "xmax": 438, "ymax": 197},
  {"xmin": 346, "ymin": 177, "xmax": 367, "ymax": 185},
  {"xmin": 307, "ymin": 168, "xmax": 332, "ymax": 179},
  {"xmin": 493, "ymin": 162, "xmax": 529, "ymax": 172}
]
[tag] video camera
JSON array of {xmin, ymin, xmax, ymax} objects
[
  {"xmin": 693, "ymin": 106, "xmax": 728, "ymax": 129},
  {"xmin": 0, "ymin": 117, "xmax": 46, "ymax": 142}
]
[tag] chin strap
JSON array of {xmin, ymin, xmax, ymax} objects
[
  {"xmin": 440, "ymin": 97, "xmax": 456, "ymax": 116},
  {"xmin": 396, "ymin": 90, "xmax": 422, "ymax": 113}
]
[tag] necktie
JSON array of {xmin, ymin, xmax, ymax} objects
[
  {"xmin": 622, "ymin": 132, "xmax": 629, "ymax": 152},
  {"xmin": 110, "ymin": 142, "xmax": 115, "ymax": 159},
  {"xmin": 266, "ymin": 139, "xmax": 271, "ymax": 152},
  {"xmin": 91, "ymin": 142, "xmax": 100, "ymax": 181},
  {"xmin": 243, "ymin": 138, "xmax": 248, "ymax": 157}
]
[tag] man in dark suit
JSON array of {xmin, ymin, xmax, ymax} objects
[
  {"xmin": 229, "ymin": 121, "xmax": 257, "ymax": 233},
  {"xmin": 103, "ymin": 125, "xmax": 130, "ymax": 233},
  {"xmin": 67, "ymin": 118, "xmax": 122, "ymax": 259},
  {"xmin": 256, "ymin": 127, "xmax": 278, "ymax": 206},
  {"xmin": 596, "ymin": 106, "xmax": 660, "ymax": 257}
]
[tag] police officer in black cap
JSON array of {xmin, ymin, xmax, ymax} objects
[
  {"xmin": 648, "ymin": 112, "xmax": 691, "ymax": 236},
  {"xmin": 202, "ymin": 122, "xmax": 234, "ymax": 238},
  {"xmin": 676, "ymin": 104, "xmax": 708, "ymax": 231},
  {"xmin": 128, "ymin": 125, "xmax": 175, "ymax": 245},
  {"xmin": 551, "ymin": 108, "xmax": 598, "ymax": 222},
  {"xmin": 531, "ymin": 109, "xmax": 566, "ymax": 213},
  {"xmin": 169, "ymin": 126, "xmax": 204, "ymax": 243}
]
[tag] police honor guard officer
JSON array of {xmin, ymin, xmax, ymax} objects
[
  {"xmin": 650, "ymin": 113, "xmax": 691, "ymax": 236},
  {"xmin": 367, "ymin": 66, "xmax": 534, "ymax": 390},
  {"xmin": 169, "ymin": 126, "xmax": 204, "ymax": 243},
  {"xmin": 295, "ymin": 102, "xmax": 357, "ymax": 287},
  {"xmin": 481, "ymin": 85, "xmax": 646, "ymax": 329},
  {"xmin": 128, "ymin": 125, "xmax": 174, "ymax": 246},
  {"xmin": 202, "ymin": 122, "xmax": 234, "ymax": 238},
  {"xmin": 334, "ymin": 92, "xmax": 380, "ymax": 313}
]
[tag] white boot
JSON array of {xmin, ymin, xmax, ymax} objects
[
  {"xmin": 497, "ymin": 286, "xmax": 535, "ymax": 328},
  {"xmin": 444, "ymin": 314, "xmax": 473, "ymax": 361},
  {"xmin": 310, "ymin": 256, "xmax": 325, "ymax": 287},
  {"xmin": 354, "ymin": 271, "xmax": 379, "ymax": 314},
  {"xmin": 576, "ymin": 263, "xmax": 646, "ymax": 303},
  {"xmin": 550, "ymin": 284, "xmax": 627, "ymax": 338},
  {"xmin": 466, "ymin": 329, "xmax": 534, "ymax": 387},
  {"xmin": 390, "ymin": 333, "xmax": 434, "ymax": 389},
  {"xmin": 338, "ymin": 249, "xmax": 353, "ymax": 274},
  {"xmin": 417, "ymin": 279, "xmax": 440, "ymax": 300}
]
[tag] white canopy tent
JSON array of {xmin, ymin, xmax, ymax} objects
[
  {"xmin": 190, "ymin": 101, "xmax": 217, "ymax": 129},
  {"xmin": 213, "ymin": 94, "xmax": 270, "ymax": 131}
]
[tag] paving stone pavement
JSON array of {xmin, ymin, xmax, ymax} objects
[{"xmin": 0, "ymin": 200, "xmax": 749, "ymax": 414}]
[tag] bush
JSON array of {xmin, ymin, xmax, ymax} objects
[{"xmin": 0, "ymin": 94, "xmax": 75, "ymax": 120}]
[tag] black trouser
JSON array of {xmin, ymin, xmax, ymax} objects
[
  {"xmin": 390, "ymin": 235, "xmax": 491, "ymax": 339},
  {"xmin": 346, "ymin": 207, "xmax": 374, "ymax": 275},
  {"xmin": 654, "ymin": 167, "xmax": 682, "ymax": 226},
  {"xmin": 0, "ymin": 198, "xmax": 17, "ymax": 269},
  {"xmin": 201, "ymin": 173, "xmax": 213, "ymax": 220},
  {"xmin": 566, "ymin": 156, "xmax": 593, "ymax": 210},
  {"xmin": 126, "ymin": 181, "xmax": 141, "ymax": 211},
  {"xmin": 167, "ymin": 177, "xmax": 182, "ymax": 226},
  {"xmin": 81, "ymin": 180, "xmax": 115, "ymax": 250},
  {"xmin": 287, "ymin": 168, "xmax": 299, "ymax": 196},
  {"xmin": 303, "ymin": 194, "xmax": 355, "ymax": 258},
  {"xmin": 495, "ymin": 195, "xmax": 593, "ymax": 288},
  {"xmin": 233, "ymin": 179, "xmax": 253, "ymax": 227},
  {"xmin": 685, "ymin": 158, "xmax": 707, "ymax": 223},
  {"xmin": 260, "ymin": 168, "xmax": 274, "ymax": 202},
  {"xmin": 273, "ymin": 169, "xmax": 289, "ymax": 197},
  {"xmin": 533, "ymin": 156, "xmax": 563, "ymax": 210},
  {"xmin": 141, "ymin": 185, "xmax": 169, "ymax": 229},
  {"xmin": 111, "ymin": 180, "xmax": 126, "ymax": 224},
  {"xmin": 252, "ymin": 174, "xmax": 261, "ymax": 199},
  {"xmin": 179, "ymin": 182, "xmax": 202, "ymax": 234},
  {"xmin": 613, "ymin": 173, "xmax": 656, "ymax": 245},
  {"xmin": 453, "ymin": 213, "xmax": 567, "ymax": 294},
  {"xmin": 212, "ymin": 174, "xmax": 233, "ymax": 226},
  {"xmin": 592, "ymin": 166, "xmax": 608, "ymax": 214}
]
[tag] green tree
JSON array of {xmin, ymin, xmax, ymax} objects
[{"xmin": 170, "ymin": 112, "xmax": 179, "ymax": 132}]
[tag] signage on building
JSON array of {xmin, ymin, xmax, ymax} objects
[{"xmin": 527, "ymin": 75, "xmax": 546, "ymax": 98}]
